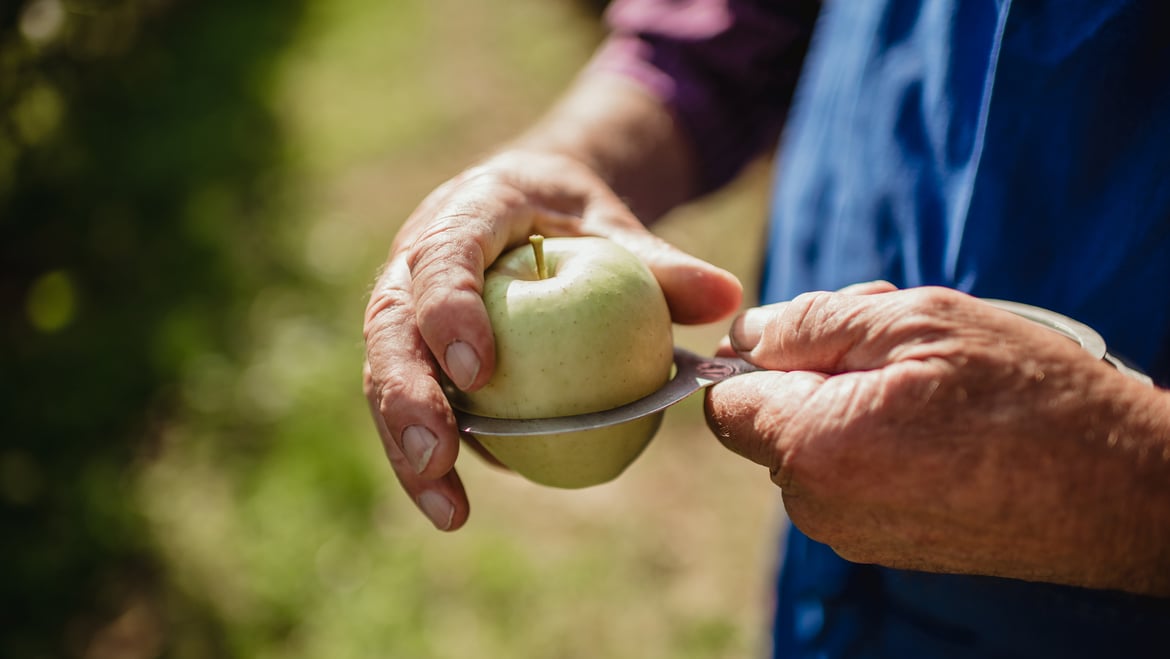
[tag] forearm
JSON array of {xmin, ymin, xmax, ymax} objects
[
  {"xmin": 506, "ymin": 71, "xmax": 699, "ymax": 223},
  {"xmin": 933, "ymin": 355, "xmax": 1170, "ymax": 596},
  {"xmin": 1077, "ymin": 371, "xmax": 1170, "ymax": 595},
  {"xmin": 914, "ymin": 349, "xmax": 1170, "ymax": 595},
  {"xmin": 501, "ymin": 0, "xmax": 820, "ymax": 222}
]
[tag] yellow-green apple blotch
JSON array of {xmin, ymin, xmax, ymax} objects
[{"xmin": 451, "ymin": 235, "xmax": 674, "ymax": 488}]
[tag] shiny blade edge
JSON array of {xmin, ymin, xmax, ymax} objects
[{"xmin": 453, "ymin": 347, "xmax": 757, "ymax": 437}]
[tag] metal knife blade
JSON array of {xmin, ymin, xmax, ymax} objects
[{"xmin": 453, "ymin": 347, "xmax": 759, "ymax": 437}]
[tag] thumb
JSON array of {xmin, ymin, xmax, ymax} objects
[
  {"xmin": 725, "ymin": 283, "xmax": 901, "ymax": 371},
  {"xmin": 607, "ymin": 228, "xmax": 743, "ymax": 325},
  {"xmin": 725, "ymin": 286, "xmax": 1010, "ymax": 375},
  {"xmin": 552, "ymin": 183, "xmax": 743, "ymax": 325},
  {"xmin": 703, "ymin": 369, "xmax": 828, "ymax": 479},
  {"xmin": 725, "ymin": 291, "xmax": 866, "ymax": 372},
  {"xmin": 726, "ymin": 288, "xmax": 934, "ymax": 372}
]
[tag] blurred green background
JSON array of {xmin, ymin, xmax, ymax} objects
[{"xmin": 1, "ymin": 0, "xmax": 781, "ymax": 657}]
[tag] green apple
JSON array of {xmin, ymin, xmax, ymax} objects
[{"xmin": 450, "ymin": 235, "xmax": 674, "ymax": 488}]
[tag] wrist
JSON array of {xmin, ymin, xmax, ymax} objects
[
  {"xmin": 506, "ymin": 72, "xmax": 698, "ymax": 222},
  {"xmin": 1073, "ymin": 365, "xmax": 1170, "ymax": 595}
]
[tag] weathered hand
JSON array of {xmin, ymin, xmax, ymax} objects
[
  {"xmin": 704, "ymin": 285, "xmax": 1170, "ymax": 594},
  {"xmin": 364, "ymin": 150, "xmax": 742, "ymax": 530}
]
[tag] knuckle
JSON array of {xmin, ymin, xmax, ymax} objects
[
  {"xmin": 413, "ymin": 279, "xmax": 480, "ymax": 333},
  {"xmin": 372, "ymin": 372, "xmax": 416, "ymax": 427},
  {"xmin": 384, "ymin": 442, "xmax": 416, "ymax": 475},
  {"xmin": 901, "ymin": 285, "xmax": 966, "ymax": 319},
  {"xmin": 405, "ymin": 231, "xmax": 491, "ymax": 331},
  {"xmin": 412, "ymin": 291, "xmax": 452, "ymax": 329},
  {"xmin": 428, "ymin": 175, "xmax": 526, "ymax": 232},
  {"xmin": 915, "ymin": 284, "xmax": 964, "ymax": 305},
  {"xmin": 407, "ymin": 224, "xmax": 488, "ymax": 285},
  {"xmin": 791, "ymin": 289, "xmax": 835, "ymax": 314},
  {"xmin": 792, "ymin": 289, "xmax": 834, "ymax": 310},
  {"xmin": 363, "ymin": 283, "xmax": 413, "ymax": 344},
  {"xmin": 784, "ymin": 290, "xmax": 835, "ymax": 337},
  {"xmin": 888, "ymin": 288, "xmax": 972, "ymax": 349}
]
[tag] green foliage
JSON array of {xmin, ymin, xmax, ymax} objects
[{"xmin": 1, "ymin": 1, "xmax": 305, "ymax": 655}]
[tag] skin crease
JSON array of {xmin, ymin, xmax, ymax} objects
[
  {"xmin": 363, "ymin": 74, "xmax": 744, "ymax": 531},
  {"xmin": 705, "ymin": 283, "xmax": 1170, "ymax": 596},
  {"xmin": 363, "ymin": 71, "xmax": 1170, "ymax": 597}
]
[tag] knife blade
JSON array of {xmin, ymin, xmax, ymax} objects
[{"xmin": 452, "ymin": 347, "xmax": 760, "ymax": 437}]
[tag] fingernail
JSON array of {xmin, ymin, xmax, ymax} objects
[
  {"xmin": 417, "ymin": 491, "xmax": 454, "ymax": 530},
  {"xmin": 730, "ymin": 308, "xmax": 766, "ymax": 352},
  {"xmin": 445, "ymin": 340, "xmax": 480, "ymax": 390},
  {"xmin": 402, "ymin": 425, "xmax": 437, "ymax": 474}
]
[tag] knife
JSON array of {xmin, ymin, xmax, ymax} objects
[
  {"xmin": 450, "ymin": 298, "xmax": 1146, "ymax": 437},
  {"xmin": 453, "ymin": 347, "xmax": 760, "ymax": 437}
]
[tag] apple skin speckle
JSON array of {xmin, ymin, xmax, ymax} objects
[
  {"xmin": 460, "ymin": 237, "xmax": 672, "ymax": 419},
  {"xmin": 450, "ymin": 236, "xmax": 674, "ymax": 488}
]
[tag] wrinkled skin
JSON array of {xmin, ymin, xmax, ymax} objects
[
  {"xmin": 705, "ymin": 283, "xmax": 1170, "ymax": 595},
  {"xmin": 363, "ymin": 148, "xmax": 742, "ymax": 531}
]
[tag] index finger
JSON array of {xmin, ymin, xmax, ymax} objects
[
  {"xmin": 401, "ymin": 174, "xmax": 543, "ymax": 393},
  {"xmin": 727, "ymin": 286, "xmax": 994, "ymax": 372},
  {"xmin": 364, "ymin": 258, "xmax": 470, "ymax": 526}
]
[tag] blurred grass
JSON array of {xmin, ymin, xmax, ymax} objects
[{"xmin": 125, "ymin": 0, "xmax": 782, "ymax": 657}]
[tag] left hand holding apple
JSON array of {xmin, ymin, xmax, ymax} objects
[
  {"xmin": 363, "ymin": 150, "xmax": 743, "ymax": 531},
  {"xmin": 704, "ymin": 285, "xmax": 1170, "ymax": 596}
]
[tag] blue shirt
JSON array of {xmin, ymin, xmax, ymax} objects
[{"xmin": 762, "ymin": 1, "xmax": 1170, "ymax": 657}]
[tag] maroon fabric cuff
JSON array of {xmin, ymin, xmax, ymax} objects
[{"xmin": 589, "ymin": 0, "xmax": 820, "ymax": 193}]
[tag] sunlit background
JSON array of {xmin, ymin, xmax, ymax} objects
[{"xmin": 1, "ymin": 1, "xmax": 783, "ymax": 656}]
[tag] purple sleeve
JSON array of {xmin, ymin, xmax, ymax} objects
[{"xmin": 589, "ymin": 0, "xmax": 820, "ymax": 193}]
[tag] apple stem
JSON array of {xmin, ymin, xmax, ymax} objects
[{"xmin": 530, "ymin": 234, "xmax": 548, "ymax": 280}]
